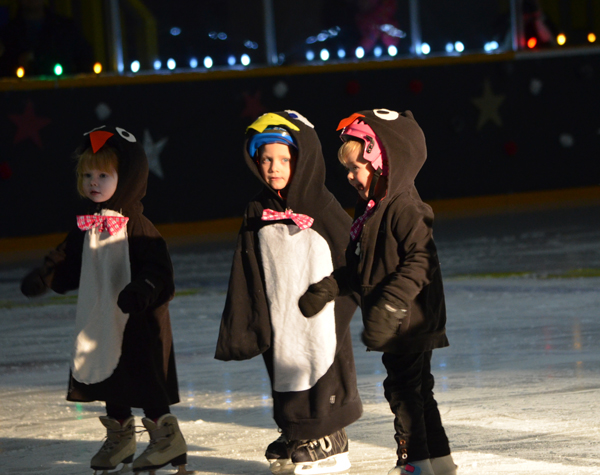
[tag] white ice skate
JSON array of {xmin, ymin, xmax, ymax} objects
[
  {"xmin": 291, "ymin": 429, "xmax": 351, "ymax": 475},
  {"xmin": 132, "ymin": 414, "xmax": 196, "ymax": 475},
  {"xmin": 91, "ymin": 416, "xmax": 136, "ymax": 475},
  {"xmin": 430, "ymin": 455, "xmax": 458, "ymax": 475}
]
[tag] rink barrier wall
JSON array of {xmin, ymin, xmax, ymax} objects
[
  {"xmin": 2, "ymin": 185, "xmax": 599, "ymax": 262},
  {"xmin": 2, "ymin": 46, "xmax": 600, "ymax": 239}
]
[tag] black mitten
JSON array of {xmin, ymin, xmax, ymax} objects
[
  {"xmin": 21, "ymin": 268, "xmax": 49, "ymax": 297},
  {"xmin": 362, "ymin": 298, "xmax": 408, "ymax": 351},
  {"xmin": 298, "ymin": 276, "xmax": 339, "ymax": 318},
  {"xmin": 117, "ymin": 279, "xmax": 155, "ymax": 314}
]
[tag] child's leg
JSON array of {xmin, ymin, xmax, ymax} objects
[
  {"xmin": 143, "ymin": 406, "xmax": 171, "ymax": 421},
  {"xmin": 382, "ymin": 351, "xmax": 431, "ymax": 464},
  {"xmin": 420, "ymin": 352, "xmax": 451, "ymax": 459},
  {"xmin": 105, "ymin": 402, "xmax": 133, "ymax": 421}
]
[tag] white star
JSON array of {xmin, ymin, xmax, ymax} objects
[
  {"xmin": 143, "ymin": 129, "xmax": 168, "ymax": 179},
  {"xmin": 471, "ymin": 79, "xmax": 505, "ymax": 130}
]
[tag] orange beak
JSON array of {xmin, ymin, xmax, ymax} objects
[
  {"xmin": 337, "ymin": 113, "xmax": 365, "ymax": 131},
  {"xmin": 90, "ymin": 130, "xmax": 114, "ymax": 153}
]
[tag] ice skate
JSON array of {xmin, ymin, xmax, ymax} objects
[
  {"xmin": 291, "ymin": 428, "xmax": 350, "ymax": 475},
  {"xmin": 388, "ymin": 459, "xmax": 435, "ymax": 475},
  {"xmin": 265, "ymin": 432, "xmax": 299, "ymax": 474},
  {"xmin": 430, "ymin": 455, "xmax": 457, "ymax": 475},
  {"xmin": 132, "ymin": 414, "xmax": 196, "ymax": 475},
  {"xmin": 91, "ymin": 416, "xmax": 136, "ymax": 475}
]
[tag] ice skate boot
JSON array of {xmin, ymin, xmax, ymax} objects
[
  {"xmin": 265, "ymin": 431, "xmax": 299, "ymax": 474},
  {"xmin": 430, "ymin": 455, "xmax": 457, "ymax": 475},
  {"xmin": 388, "ymin": 459, "xmax": 435, "ymax": 475},
  {"xmin": 132, "ymin": 414, "xmax": 195, "ymax": 475},
  {"xmin": 291, "ymin": 428, "xmax": 350, "ymax": 475},
  {"xmin": 91, "ymin": 416, "xmax": 136, "ymax": 474}
]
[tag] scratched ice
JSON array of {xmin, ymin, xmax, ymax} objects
[{"xmin": 1, "ymin": 206, "xmax": 599, "ymax": 474}]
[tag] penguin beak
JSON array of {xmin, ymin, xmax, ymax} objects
[{"xmin": 90, "ymin": 130, "xmax": 114, "ymax": 153}]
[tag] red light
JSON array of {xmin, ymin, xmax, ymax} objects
[{"xmin": 527, "ymin": 37, "xmax": 537, "ymax": 49}]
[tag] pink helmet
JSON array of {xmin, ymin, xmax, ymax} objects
[{"xmin": 339, "ymin": 118, "xmax": 388, "ymax": 176}]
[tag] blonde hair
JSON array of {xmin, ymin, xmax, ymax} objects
[
  {"xmin": 337, "ymin": 138, "xmax": 364, "ymax": 165},
  {"xmin": 76, "ymin": 146, "xmax": 119, "ymax": 198}
]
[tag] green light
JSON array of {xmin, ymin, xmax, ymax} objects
[{"xmin": 54, "ymin": 63, "xmax": 63, "ymax": 76}]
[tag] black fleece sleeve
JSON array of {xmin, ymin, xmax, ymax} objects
[{"xmin": 380, "ymin": 201, "xmax": 437, "ymax": 308}]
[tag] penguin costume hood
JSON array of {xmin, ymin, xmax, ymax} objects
[
  {"xmin": 25, "ymin": 125, "xmax": 180, "ymax": 408},
  {"xmin": 216, "ymin": 111, "xmax": 362, "ymax": 440},
  {"xmin": 338, "ymin": 109, "xmax": 448, "ymax": 354}
]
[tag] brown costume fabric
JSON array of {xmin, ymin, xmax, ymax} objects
[
  {"xmin": 215, "ymin": 111, "xmax": 362, "ymax": 440},
  {"xmin": 36, "ymin": 126, "xmax": 179, "ymax": 408},
  {"xmin": 341, "ymin": 110, "xmax": 449, "ymax": 354}
]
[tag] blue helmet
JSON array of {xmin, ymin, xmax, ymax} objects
[{"xmin": 247, "ymin": 126, "xmax": 297, "ymax": 158}]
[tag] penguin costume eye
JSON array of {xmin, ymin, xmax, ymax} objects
[
  {"xmin": 285, "ymin": 110, "xmax": 314, "ymax": 128},
  {"xmin": 116, "ymin": 127, "xmax": 137, "ymax": 142},
  {"xmin": 373, "ymin": 109, "xmax": 400, "ymax": 121}
]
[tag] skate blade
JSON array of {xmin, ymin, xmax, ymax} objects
[
  {"xmin": 269, "ymin": 458, "xmax": 295, "ymax": 474},
  {"xmin": 94, "ymin": 463, "xmax": 132, "ymax": 474},
  {"xmin": 293, "ymin": 453, "xmax": 350, "ymax": 475},
  {"xmin": 134, "ymin": 466, "xmax": 197, "ymax": 475}
]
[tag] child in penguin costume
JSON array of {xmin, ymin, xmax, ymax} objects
[
  {"xmin": 215, "ymin": 111, "xmax": 363, "ymax": 475},
  {"xmin": 20, "ymin": 126, "xmax": 194, "ymax": 475},
  {"xmin": 299, "ymin": 109, "xmax": 458, "ymax": 475}
]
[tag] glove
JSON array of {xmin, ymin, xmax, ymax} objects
[
  {"xmin": 362, "ymin": 298, "xmax": 408, "ymax": 351},
  {"xmin": 298, "ymin": 276, "xmax": 339, "ymax": 318},
  {"xmin": 117, "ymin": 279, "xmax": 155, "ymax": 314},
  {"xmin": 21, "ymin": 268, "xmax": 49, "ymax": 297}
]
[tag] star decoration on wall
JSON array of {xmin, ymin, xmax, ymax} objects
[
  {"xmin": 471, "ymin": 79, "xmax": 505, "ymax": 130},
  {"xmin": 143, "ymin": 129, "xmax": 168, "ymax": 179},
  {"xmin": 241, "ymin": 91, "xmax": 267, "ymax": 120},
  {"xmin": 9, "ymin": 101, "xmax": 51, "ymax": 148}
]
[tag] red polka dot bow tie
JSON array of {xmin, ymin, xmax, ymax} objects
[
  {"xmin": 77, "ymin": 215, "xmax": 129, "ymax": 236},
  {"xmin": 261, "ymin": 208, "xmax": 314, "ymax": 230}
]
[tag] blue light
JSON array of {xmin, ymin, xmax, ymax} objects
[
  {"xmin": 306, "ymin": 50, "xmax": 315, "ymax": 61},
  {"xmin": 167, "ymin": 58, "xmax": 176, "ymax": 70},
  {"xmin": 130, "ymin": 60, "xmax": 140, "ymax": 73},
  {"xmin": 388, "ymin": 45, "xmax": 398, "ymax": 56},
  {"xmin": 374, "ymin": 46, "xmax": 382, "ymax": 58},
  {"xmin": 337, "ymin": 48, "xmax": 346, "ymax": 59},
  {"xmin": 227, "ymin": 55, "xmax": 236, "ymax": 66},
  {"xmin": 203, "ymin": 56, "xmax": 213, "ymax": 68},
  {"xmin": 170, "ymin": 27, "xmax": 181, "ymax": 36},
  {"xmin": 320, "ymin": 49, "xmax": 329, "ymax": 61},
  {"xmin": 189, "ymin": 57, "xmax": 198, "ymax": 68},
  {"xmin": 241, "ymin": 54, "xmax": 251, "ymax": 66},
  {"xmin": 355, "ymin": 46, "xmax": 365, "ymax": 59},
  {"xmin": 421, "ymin": 43, "xmax": 431, "ymax": 55},
  {"xmin": 445, "ymin": 42, "xmax": 454, "ymax": 53},
  {"xmin": 217, "ymin": 32, "xmax": 227, "ymax": 40},
  {"xmin": 484, "ymin": 40, "xmax": 499, "ymax": 53},
  {"xmin": 153, "ymin": 60, "xmax": 161, "ymax": 70},
  {"xmin": 455, "ymin": 41, "xmax": 465, "ymax": 53}
]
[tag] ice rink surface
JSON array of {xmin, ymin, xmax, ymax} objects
[{"xmin": 1, "ymin": 205, "xmax": 599, "ymax": 475}]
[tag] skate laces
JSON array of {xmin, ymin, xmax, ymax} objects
[{"xmin": 302, "ymin": 435, "xmax": 332, "ymax": 453}]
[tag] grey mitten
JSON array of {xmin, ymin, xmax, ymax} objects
[
  {"xmin": 21, "ymin": 268, "xmax": 49, "ymax": 297},
  {"xmin": 298, "ymin": 276, "xmax": 339, "ymax": 318},
  {"xmin": 362, "ymin": 298, "xmax": 408, "ymax": 351}
]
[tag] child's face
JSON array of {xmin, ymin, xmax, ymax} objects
[
  {"xmin": 82, "ymin": 167, "xmax": 118, "ymax": 203},
  {"xmin": 343, "ymin": 148, "xmax": 374, "ymax": 200},
  {"xmin": 258, "ymin": 143, "xmax": 296, "ymax": 191}
]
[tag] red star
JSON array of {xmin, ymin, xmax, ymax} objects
[
  {"xmin": 9, "ymin": 101, "xmax": 51, "ymax": 148},
  {"xmin": 241, "ymin": 91, "xmax": 267, "ymax": 120}
]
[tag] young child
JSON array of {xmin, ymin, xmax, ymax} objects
[
  {"xmin": 20, "ymin": 126, "xmax": 193, "ymax": 475},
  {"xmin": 215, "ymin": 111, "xmax": 363, "ymax": 475},
  {"xmin": 299, "ymin": 109, "xmax": 457, "ymax": 475}
]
